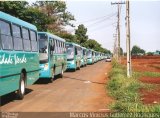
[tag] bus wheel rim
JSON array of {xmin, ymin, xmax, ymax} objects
[
  {"xmin": 62, "ymin": 68, "xmax": 63, "ymax": 75},
  {"xmin": 21, "ymin": 79, "xmax": 25, "ymax": 94}
]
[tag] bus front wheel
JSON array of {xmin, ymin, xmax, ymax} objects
[
  {"xmin": 77, "ymin": 62, "xmax": 80, "ymax": 70},
  {"xmin": 50, "ymin": 68, "xmax": 55, "ymax": 83},
  {"xmin": 17, "ymin": 72, "xmax": 26, "ymax": 100},
  {"xmin": 60, "ymin": 66, "xmax": 64, "ymax": 78}
]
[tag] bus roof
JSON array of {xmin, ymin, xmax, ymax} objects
[
  {"xmin": 38, "ymin": 32, "xmax": 66, "ymax": 42},
  {"xmin": 0, "ymin": 11, "xmax": 37, "ymax": 31},
  {"xmin": 66, "ymin": 42, "xmax": 81, "ymax": 47},
  {"xmin": 82, "ymin": 47, "xmax": 87, "ymax": 50}
]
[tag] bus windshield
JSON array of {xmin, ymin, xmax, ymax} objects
[
  {"xmin": 83, "ymin": 49, "xmax": 86, "ymax": 56},
  {"xmin": 39, "ymin": 36, "xmax": 48, "ymax": 53},
  {"xmin": 77, "ymin": 47, "xmax": 82, "ymax": 56},
  {"xmin": 38, "ymin": 34, "xmax": 48, "ymax": 62},
  {"xmin": 66, "ymin": 44, "xmax": 74, "ymax": 59},
  {"xmin": 87, "ymin": 50, "xmax": 92, "ymax": 58}
]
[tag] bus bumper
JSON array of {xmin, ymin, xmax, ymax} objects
[
  {"xmin": 80, "ymin": 59, "xmax": 84, "ymax": 66},
  {"xmin": 87, "ymin": 58, "xmax": 93, "ymax": 64},
  {"xmin": 67, "ymin": 61, "xmax": 76, "ymax": 70}
]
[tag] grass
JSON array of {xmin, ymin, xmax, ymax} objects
[
  {"xmin": 107, "ymin": 59, "xmax": 160, "ymax": 112},
  {"xmin": 142, "ymin": 71, "xmax": 160, "ymax": 78}
]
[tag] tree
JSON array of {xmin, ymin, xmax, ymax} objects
[
  {"xmin": 75, "ymin": 24, "xmax": 88, "ymax": 45},
  {"xmin": 84, "ymin": 39, "xmax": 99, "ymax": 49},
  {"xmin": 84, "ymin": 39, "xmax": 111, "ymax": 54},
  {"xmin": 0, "ymin": 1, "xmax": 74, "ymax": 33},
  {"xmin": 147, "ymin": 52, "xmax": 153, "ymax": 56},
  {"xmin": 23, "ymin": 7, "xmax": 52, "ymax": 31},
  {"xmin": 57, "ymin": 31, "xmax": 76, "ymax": 43},
  {"xmin": 131, "ymin": 45, "xmax": 145, "ymax": 55},
  {"xmin": 0, "ymin": 1, "xmax": 29, "ymax": 19},
  {"xmin": 34, "ymin": 1, "xmax": 75, "ymax": 33}
]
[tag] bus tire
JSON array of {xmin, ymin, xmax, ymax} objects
[
  {"xmin": 17, "ymin": 72, "xmax": 26, "ymax": 100},
  {"xmin": 75, "ymin": 62, "xmax": 77, "ymax": 70},
  {"xmin": 60, "ymin": 66, "xmax": 64, "ymax": 78},
  {"xmin": 50, "ymin": 68, "xmax": 55, "ymax": 83},
  {"xmin": 77, "ymin": 62, "xmax": 80, "ymax": 70}
]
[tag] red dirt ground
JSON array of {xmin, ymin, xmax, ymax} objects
[
  {"xmin": 121, "ymin": 56, "xmax": 160, "ymax": 73},
  {"xmin": 121, "ymin": 56, "xmax": 160, "ymax": 105}
]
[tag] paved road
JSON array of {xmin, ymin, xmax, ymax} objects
[{"xmin": 1, "ymin": 61, "xmax": 113, "ymax": 112}]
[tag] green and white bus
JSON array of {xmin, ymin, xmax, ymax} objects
[
  {"xmin": 97, "ymin": 52, "xmax": 101, "ymax": 61},
  {"xmin": 87, "ymin": 49, "xmax": 94, "ymax": 64},
  {"xmin": 38, "ymin": 32, "xmax": 67, "ymax": 82},
  {"xmin": 80, "ymin": 47, "xmax": 87, "ymax": 67},
  {"xmin": 94, "ymin": 51, "xmax": 98, "ymax": 63},
  {"xmin": 66, "ymin": 42, "xmax": 81, "ymax": 71},
  {"xmin": 0, "ymin": 11, "xmax": 39, "ymax": 99}
]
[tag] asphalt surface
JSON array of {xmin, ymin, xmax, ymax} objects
[{"xmin": 1, "ymin": 61, "xmax": 112, "ymax": 112}]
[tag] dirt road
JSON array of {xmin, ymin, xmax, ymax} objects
[{"xmin": 1, "ymin": 61, "xmax": 112, "ymax": 112}]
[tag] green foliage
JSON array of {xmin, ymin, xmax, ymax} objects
[
  {"xmin": 0, "ymin": 1, "xmax": 111, "ymax": 54},
  {"xmin": 23, "ymin": 7, "xmax": 52, "ymax": 31},
  {"xmin": 33, "ymin": 1, "xmax": 74, "ymax": 33},
  {"xmin": 0, "ymin": 1, "xmax": 74, "ymax": 33},
  {"xmin": 0, "ymin": 1, "xmax": 29, "ymax": 19},
  {"xmin": 107, "ymin": 61, "xmax": 160, "ymax": 112},
  {"xmin": 75, "ymin": 24, "xmax": 88, "ymax": 45},
  {"xmin": 147, "ymin": 52, "xmax": 153, "ymax": 56},
  {"xmin": 131, "ymin": 45, "xmax": 145, "ymax": 55}
]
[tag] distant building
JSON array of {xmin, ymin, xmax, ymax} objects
[{"xmin": 153, "ymin": 50, "xmax": 160, "ymax": 55}]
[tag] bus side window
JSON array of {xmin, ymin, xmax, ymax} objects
[
  {"xmin": 12, "ymin": 24, "xmax": 23, "ymax": 51},
  {"xmin": 53, "ymin": 39, "xmax": 55, "ymax": 52},
  {"xmin": 22, "ymin": 28, "xmax": 31, "ymax": 51},
  {"xmin": 53, "ymin": 39, "xmax": 56, "ymax": 53},
  {"xmin": 0, "ymin": 20, "xmax": 13, "ymax": 50},
  {"xmin": 30, "ymin": 30, "xmax": 38, "ymax": 52},
  {"xmin": 49, "ymin": 39, "xmax": 52, "ymax": 55},
  {"xmin": 58, "ymin": 41, "xmax": 60, "ymax": 54},
  {"xmin": 64, "ymin": 43, "xmax": 66, "ymax": 53},
  {"xmin": 55, "ymin": 40, "xmax": 58, "ymax": 54},
  {"xmin": 49, "ymin": 39, "xmax": 54, "ymax": 55},
  {"xmin": 56, "ymin": 40, "xmax": 59, "ymax": 54},
  {"xmin": 59, "ymin": 41, "xmax": 61, "ymax": 54},
  {"xmin": 60, "ymin": 42, "xmax": 62, "ymax": 54},
  {"xmin": 63, "ymin": 42, "xmax": 65, "ymax": 53}
]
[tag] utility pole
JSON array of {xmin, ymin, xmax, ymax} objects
[
  {"xmin": 126, "ymin": 0, "xmax": 132, "ymax": 77},
  {"xmin": 111, "ymin": 1, "xmax": 125, "ymax": 61},
  {"xmin": 113, "ymin": 33, "xmax": 118, "ymax": 60}
]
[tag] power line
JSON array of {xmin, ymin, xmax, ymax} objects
[
  {"xmin": 86, "ymin": 13, "xmax": 117, "ymax": 28},
  {"xmin": 88, "ymin": 22, "xmax": 117, "ymax": 32},
  {"xmin": 78, "ymin": 12, "xmax": 117, "ymax": 24}
]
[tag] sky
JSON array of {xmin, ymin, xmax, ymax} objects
[{"xmin": 65, "ymin": 0, "xmax": 160, "ymax": 52}]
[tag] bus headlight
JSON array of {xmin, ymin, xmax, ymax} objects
[
  {"xmin": 70, "ymin": 60, "xmax": 75, "ymax": 64},
  {"xmin": 44, "ymin": 63, "xmax": 49, "ymax": 70}
]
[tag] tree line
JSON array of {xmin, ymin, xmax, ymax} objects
[{"xmin": 0, "ymin": 1, "xmax": 111, "ymax": 54}]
